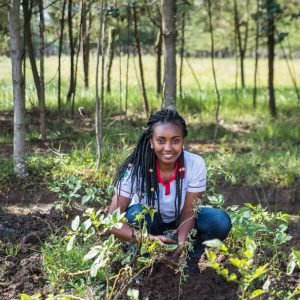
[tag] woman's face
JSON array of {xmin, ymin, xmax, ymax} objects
[{"xmin": 150, "ymin": 122, "xmax": 185, "ymax": 167}]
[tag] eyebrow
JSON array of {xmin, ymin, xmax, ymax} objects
[{"xmin": 156, "ymin": 136, "xmax": 182, "ymax": 138}]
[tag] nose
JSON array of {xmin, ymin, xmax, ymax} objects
[{"xmin": 164, "ymin": 141, "xmax": 172, "ymax": 151}]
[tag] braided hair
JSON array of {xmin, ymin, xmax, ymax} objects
[{"xmin": 113, "ymin": 109, "xmax": 187, "ymax": 224}]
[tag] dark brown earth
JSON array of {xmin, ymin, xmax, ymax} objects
[{"xmin": 0, "ymin": 187, "xmax": 299, "ymax": 299}]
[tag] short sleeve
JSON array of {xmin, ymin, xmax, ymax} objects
[
  {"xmin": 115, "ymin": 168, "xmax": 136, "ymax": 198},
  {"xmin": 186, "ymin": 156, "xmax": 206, "ymax": 193}
]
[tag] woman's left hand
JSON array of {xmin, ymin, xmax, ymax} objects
[
  {"xmin": 149, "ymin": 234, "xmax": 176, "ymax": 245},
  {"xmin": 172, "ymin": 242, "xmax": 186, "ymax": 257}
]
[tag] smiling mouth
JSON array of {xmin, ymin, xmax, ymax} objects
[{"xmin": 162, "ymin": 153, "xmax": 174, "ymax": 159}]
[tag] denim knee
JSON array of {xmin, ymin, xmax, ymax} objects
[
  {"xmin": 195, "ymin": 207, "xmax": 232, "ymax": 241},
  {"xmin": 125, "ymin": 204, "xmax": 144, "ymax": 226}
]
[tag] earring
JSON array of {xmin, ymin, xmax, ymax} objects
[{"xmin": 150, "ymin": 144, "xmax": 153, "ymax": 149}]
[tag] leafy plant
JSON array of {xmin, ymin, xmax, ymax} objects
[{"xmin": 204, "ymin": 237, "xmax": 268, "ymax": 299}]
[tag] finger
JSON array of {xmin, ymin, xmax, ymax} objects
[{"xmin": 161, "ymin": 237, "xmax": 176, "ymax": 244}]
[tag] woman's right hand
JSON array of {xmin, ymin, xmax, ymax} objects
[{"xmin": 149, "ymin": 234, "xmax": 176, "ymax": 245}]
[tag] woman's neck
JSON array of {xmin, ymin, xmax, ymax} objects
[{"xmin": 157, "ymin": 161, "xmax": 176, "ymax": 173}]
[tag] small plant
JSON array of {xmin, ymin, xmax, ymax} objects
[
  {"xmin": 5, "ymin": 243, "xmax": 19, "ymax": 257},
  {"xmin": 49, "ymin": 175, "xmax": 83, "ymax": 207},
  {"xmin": 204, "ymin": 237, "xmax": 268, "ymax": 299},
  {"xmin": 287, "ymin": 249, "xmax": 300, "ymax": 275}
]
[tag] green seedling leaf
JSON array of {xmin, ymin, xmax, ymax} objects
[
  {"xmin": 90, "ymin": 262, "xmax": 101, "ymax": 277},
  {"xmin": 138, "ymin": 256, "xmax": 150, "ymax": 264},
  {"xmin": 245, "ymin": 237, "xmax": 256, "ymax": 258},
  {"xmin": 19, "ymin": 295, "xmax": 31, "ymax": 300},
  {"xmin": 292, "ymin": 249, "xmax": 300, "ymax": 261},
  {"xmin": 287, "ymin": 259, "xmax": 296, "ymax": 275},
  {"xmin": 206, "ymin": 249, "xmax": 217, "ymax": 262},
  {"xmin": 81, "ymin": 218, "xmax": 92, "ymax": 232},
  {"xmin": 71, "ymin": 215, "xmax": 80, "ymax": 231},
  {"xmin": 250, "ymin": 289, "xmax": 265, "ymax": 299},
  {"xmin": 228, "ymin": 273, "xmax": 237, "ymax": 281},
  {"xmin": 252, "ymin": 264, "xmax": 268, "ymax": 279},
  {"xmin": 164, "ymin": 244, "xmax": 178, "ymax": 252},
  {"xmin": 66, "ymin": 234, "xmax": 76, "ymax": 251},
  {"xmin": 229, "ymin": 258, "xmax": 250, "ymax": 269},
  {"xmin": 203, "ymin": 239, "xmax": 228, "ymax": 251},
  {"xmin": 127, "ymin": 288, "xmax": 139, "ymax": 300},
  {"xmin": 262, "ymin": 279, "xmax": 271, "ymax": 291},
  {"xmin": 84, "ymin": 249, "xmax": 100, "ymax": 261}
]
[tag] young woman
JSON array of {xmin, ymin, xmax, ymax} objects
[{"xmin": 108, "ymin": 109, "xmax": 231, "ymax": 263}]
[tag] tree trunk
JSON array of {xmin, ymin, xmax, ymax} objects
[
  {"xmin": 106, "ymin": 27, "xmax": 116, "ymax": 93},
  {"xmin": 58, "ymin": 0, "xmax": 67, "ymax": 121},
  {"xmin": 39, "ymin": 0, "xmax": 46, "ymax": 141},
  {"xmin": 8, "ymin": 0, "xmax": 27, "ymax": 176},
  {"xmin": 267, "ymin": 2, "xmax": 276, "ymax": 118},
  {"xmin": 155, "ymin": 27, "xmax": 163, "ymax": 95},
  {"xmin": 179, "ymin": 9, "xmax": 186, "ymax": 102},
  {"xmin": 95, "ymin": 0, "xmax": 107, "ymax": 169},
  {"xmin": 82, "ymin": 0, "xmax": 91, "ymax": 88},
  {"xmin": 132, "ymin": 3, "xmax": 149, "ymax": 115},
  {"xmin": 23, "ymin": 0, "xmax": 42, "ymax": 104},
  {"xmin": 253, "ymin": 0, "xmax": 260, "ymax": 109},
  {"xmin": 125, "ymin": 5, "xmax": 130, "ymax": 117},
  {"xmin": 66, "ymin": 0, "xmax": 75, "ymax": 104},
  {"xmin": 233, "ymin": 0, "xmax": 244, "ymax": 88},
  {"xmin": 207, "ymin": 0, "xmax": 221, "ymax": 141},
  {"xmin": 161, "ymin": 0, "xmax": 176, "ymax": 109}
]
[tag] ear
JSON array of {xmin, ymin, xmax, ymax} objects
[{"xmin": 149, "ymin": 138, "xmax": 153, "ymax": 149}]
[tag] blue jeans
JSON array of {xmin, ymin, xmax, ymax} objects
[{"xmin": 125, "ymin": 204, "xmax": 232, "ymax": 259}]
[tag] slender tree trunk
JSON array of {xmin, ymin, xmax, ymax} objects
[
  {"xmin": 253, "ymin": 0, "xmax": 260, "ymax": 109},
  {"xmin": 8, "ymin": 0, "xmax": 27, "ymax": 176},
  {"xmin": 66, "ymin": 0, "xmax": 75, "ymax": 104},
  {"xmin": 95, "ymin": 0, "xmax": 107, "ymax": 169},
  {"xmin": 207, "ymin": 0, "xmax": 221, "ymax": 141},
  {"xmin": 155, "ymin": 28, "xmax": 163, "ymax": 95},
  {"xmin": 23, "ymin": 0, "xmax": 42, "ymax": 103},
  {"xmin": 39, "ymin": 0, "xmax": 46, "ymax": 141},
  {"xmin": 58, "ymin": 0, "xmax": 67, "ymax": 122},
  {"xmin": 179, "ymin": 9, "xmax": 186, "ymax": 102},
  {"xmin": 106, "ymin": 27, "xmax": 116, "ymax": 93},
  {"xmin": 161, "ymin": 0, "xmax": 176, "ymax": 109},
  {"xmin": 125, "ymin": 5, "xmax": 130, "ymax": 117},
  {"xmin": 71, "ymin": 0, "xmax": 84, "ymax": 118},
  {"xmin": 233, "ymin": 0, "xmax": 245, "ymax": 88},
  {"xmin": 82, "ymin": 0, "xmax": 91, "ymax": 88},
  {"xmin": 279, "ymin": 39, "xmax": 300, "ymax": 102},
  {"xmin": 267, "ymin": 3, "xmax": 276, "ymax": 118},
  {"xmin": 132, "ymin": 3, "xmax": 149, "ymax": 115}
]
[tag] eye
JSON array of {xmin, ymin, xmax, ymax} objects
[
  {"xmin": 172, "ymin": 138, "xmax": 180, "ymax": 144},
  {"xmin": 157, "ymin": 138, "xmax": 165, "ymax": 144}
]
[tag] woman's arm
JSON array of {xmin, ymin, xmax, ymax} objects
[
  {"xmin": 174, "ymin": 192, "xmax": 202, "ymax": 256},
  {"xmin": 108, "ymin": 194, "xmax": 134, "ymax": 242},
  {"xmin": 108, "ymin": 194, "xmax": 175, "ymax": 245}
]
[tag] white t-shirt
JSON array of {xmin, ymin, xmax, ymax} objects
[{"xmin": 117, "ymin": 151, "xmax": 206, "ymax": 223}]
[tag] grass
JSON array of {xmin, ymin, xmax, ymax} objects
[{"xmin": 0, "ymin": 56, "xmax": 299, "ymax": 189}]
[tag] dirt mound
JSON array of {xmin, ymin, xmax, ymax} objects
[
  {"xmin": 0, "ymin": 206, "xmax": 79, "ymax": 299},
  {"xmin": 138, "ymin": 263, "xmax": 238, "ymax": 300}
]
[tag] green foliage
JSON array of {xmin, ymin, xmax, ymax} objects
[
  {"xmin": 287, "ymin": 249, "xmax": 300, "ymax": 275},
  {"xmin": 0, "ymin": 158, "xmax": 14, "ymax": 185},
  {"xmin": 41, "ymin": 235, "xmax": 97, "ymax": 296},
  {"xmin": 205, "ymin": 237, "xmax": 268, "ymax": 299}
]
